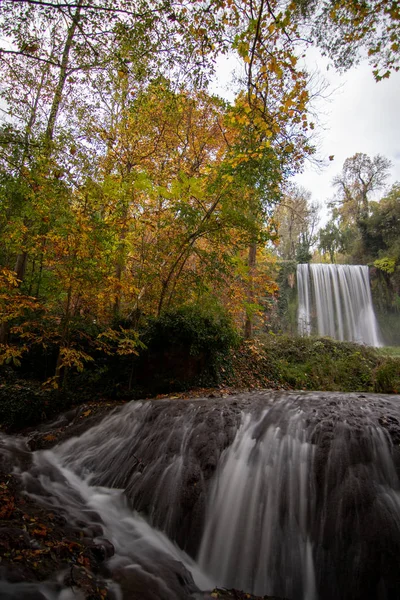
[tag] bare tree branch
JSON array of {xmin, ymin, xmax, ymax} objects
[
  {"xmin": 5, "ymin": 0, "xmax": 161, "ymax": 19},
  {"xmin": 0, "ymin": 48, "xmax": 60, "ymax": 67}
]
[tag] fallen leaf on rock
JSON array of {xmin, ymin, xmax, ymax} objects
[
  {"xmin": 32, "ymin": 527, "xmax": 48, "ymax": 537},
  {"xmin": 77, "ymin": 554, "xmax": 91, "ymax": 568},
  {"xmin": 0, "ymin": 497, "xmax": 15, "ymax": 518}
]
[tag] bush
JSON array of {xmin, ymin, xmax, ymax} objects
[
  {"xmin": 136, "ymin": 305, "xmax": 240, "ymax": 391},
  {"xmin": 0, "ymin": 381, "xmax": 70, "ymax": 431},
  {"xmin": 143, "ymin": 305, "xmax": 238, "ymax": 357},
  {"xmin": 374, "ymin": 359, "xmax": 400, "ymax": 393}
]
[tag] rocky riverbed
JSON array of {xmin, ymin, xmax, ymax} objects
[{"xmin": 1, "ymin": 390, "xmax": 400, "ymax": 600}]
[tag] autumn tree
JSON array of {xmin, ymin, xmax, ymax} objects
[
  {"xmin": 215, "ymin": 0, "xmax": 319, "ymax": 336},
  {"xmin": 0, "ymin": 0, "xmax": 320, "ymax": 372},
  {"xmin": 0, "ymin": 0, "xmax": 228, "ymax": 285},
  {"xmin": 333, "ymin": 153, "xmax": 391, "ymax": 221},
  {"xmin": 318, "ymin": 152, "xmax": 393, "ymax": 264},
  {"xmin": 92, "ymin": 79, "xmax": 281, "ymax": 326},
  {"xmin": 274, "ymin": 184, "xmax": 319, "ymax": 262},
  {"xmin": 328, "ymin": 153, "xmax": 391, "ymax": 257}
]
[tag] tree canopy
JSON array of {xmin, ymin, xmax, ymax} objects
[{"xmin": 0, "ymin": 0, "xmax": 398, "ymax": 382}]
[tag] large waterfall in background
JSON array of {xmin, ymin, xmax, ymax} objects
[{"xmin": 297, "ymin": 263, "xmax": 382, "ymax": 346}]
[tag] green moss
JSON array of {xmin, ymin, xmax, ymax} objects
[
  {"xmin": 130, "ymin": 305, "xmax": 241, "ymax": 392},
  {"xmin": 272, "ymin": 261, "xmax": 298, "ymax": 335}
]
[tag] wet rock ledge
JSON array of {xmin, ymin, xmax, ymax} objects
[{"xmin": 0, "ymin": 399, "xmax": 290, "ymax": 600}]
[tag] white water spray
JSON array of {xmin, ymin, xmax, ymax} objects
[
  {"xmin": 198, "ymin": 409, "xmax": 317, "ymax": 600},
  {"xmin": 297, "ymin": 264, "xmax": 382, "ymax": 346}
]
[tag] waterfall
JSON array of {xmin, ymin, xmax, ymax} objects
[
  {"xmin": 197, "ymin": 408, "xmax": 317, "ymax": 599},
  {"xmin": 297, "ymin": 264, "xmax": 382, "ymax": 346},
  {"xmin": 3, "ymin": 392, "xmax": 400, "ymax": 600}
]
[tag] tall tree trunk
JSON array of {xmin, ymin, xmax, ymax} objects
[
  {"xmin": 45, "ymin": 0, "xmax": 83, "ymax": 144},
  {"xmin": 13, "ymin": 11, "xmax": 82, "ymax": 288},
  {"xmin": 20, "ymin": 43, "xmax": 55, "ymax": 170},
  {"xmin": 244, "ymin": 242, "xmax": 257, "ymax": 339},
  {"xmin": 35, "ymin": 247, "xmax": 45, "ymax": 297},
  {"xmin": 12, "ymin": 46, "xmax": 54, "ymax": 283},
  {"xmin": 113, "ymin": 201, "xmax": 129, "ymax": 320},
  {"xmin": 0, "ymin": 323, "xmax": 7, "ymax": 345},
  {"xmin": 54, "ymin": 285, "xmax": 73, "ymax": 387},
  {"xmin": 14, "ymin": 251, "xmax": 28, "ymax": 283}
]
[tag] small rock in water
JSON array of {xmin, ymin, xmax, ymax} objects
[
  {"xmin": 64, "ymin": 564, "xmax": 110, "ymax": 599},
  {"xmin": 89, "ymin": 537, "xmax": 115, "ymax": 561}
]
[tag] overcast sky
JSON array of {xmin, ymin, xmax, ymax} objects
[
  {"xmin": 295, "ymin": 52, "xmax": 400, "ymax": 224},
  {"xmin": 212, "ymin": 50, "xmax": 400, "ymax": 226}
]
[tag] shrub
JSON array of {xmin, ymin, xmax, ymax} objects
[
  {"xmin": 251, "ymin": 335, "xmax": 387, "ymax": 392},
  {"xmin": 143, "ymin": 305, "xmax": 238, "ymax": 356},
  {"xmin": 0, "ymin": 382, "xmax": 70, "ymax": 431},
  {"xmin": 374, "ymin": 359, "xmax": 400, "ymax": 393},
  {"xmin": 137, "ymin": 305, "xmax": 240, "ymax": 390}
]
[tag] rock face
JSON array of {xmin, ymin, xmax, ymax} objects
[{"xmin": 2, "ymin": 390, "xmax": 400, "ymax": 600}]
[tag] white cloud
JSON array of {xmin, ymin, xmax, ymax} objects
[{"xmin": 295, "ymin": 54, "xmax": 400, "ymax": 224}]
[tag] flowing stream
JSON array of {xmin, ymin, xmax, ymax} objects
[
  {"xmin": 297, "ymin": 264, "xmax": 382, "ymax": 346},
  {"xmin": 2, "ymin": 391, "xmax": 400, "ymax": 600}
]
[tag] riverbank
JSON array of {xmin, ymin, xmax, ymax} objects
[
  {"xmin": 229, "ymin": 336, "xmax": 400, "ymax": 393},
  {"xmin": 1, "ymin": 336, "xmax": 399, "ymax": 434}
]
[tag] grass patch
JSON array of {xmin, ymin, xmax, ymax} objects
[
  {"xmin": 227, "ymin": 335, "xmax": 400, "ymax": 393},
  {"xmin": 376, "ymin": 346, "xmax": 400, "ymax": 358}
]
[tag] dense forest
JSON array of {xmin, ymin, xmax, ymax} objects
[{"xmin": 0, "ymin": 0, "xmax": 399, "ymax": 391}]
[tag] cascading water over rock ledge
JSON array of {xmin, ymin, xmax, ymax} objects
[
  {"xmin": 297, "ymin": 263, "xmax": 382, "ymax": 346},
  {"xmin": 2, "ymin": 391, "xmax": 400, "ymax": 600}
]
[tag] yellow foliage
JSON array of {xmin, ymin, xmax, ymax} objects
[
  {"xmin": 0, "ymin": 268, "xmax": 19, "ymax": 288},
  {"xmin": 0, "ymin": 344, "xmax": 27, "ymax": 367},
  {"xmin": 59, "ymin": 347, "xmax": 94, "ymax": 372}
]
